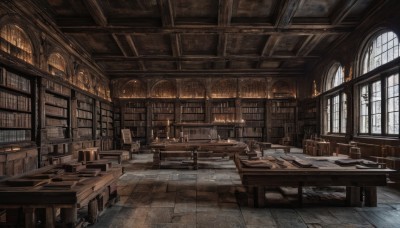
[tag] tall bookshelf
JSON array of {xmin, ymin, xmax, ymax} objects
[
  {"xmin": 100, "ymin": 102, "xmax": 113, "ymax": 150},
  {"xmin": 75, "ymin": 92, "xmax": 93, "ymax": 140},
  {"xmin": 269, "ymin": 100, "xmax": 297, "ymax": 144},
  {"xmin": 123, "ymin": 101, "xmax": 147, "ymax": 142},
  {"xmin": 43, "ymin": 79, "xmax": 70, "ymax": 142},
  {"xmin": 152, "ymin": 102, "xmax": 174, "ymax": 139},
  {"xmin": 211, "ymin": 100, "xmax": 236, "ymax": 139},
  {"xmin": 298, "ymin": 98, "xmax": 318, "ymax": 146},
  {"xmin": 181, "ymin": 101, "xmax": 205, "ymax": 123},
  {"xmin": 0, "ymin": 68, "xmax": 32, "ymax": 144},
  {"xmin": 241, "ymin": 101, "xmax": 265, "ymax": 141},
  {"xmin": 114, "ymin": 105, "xmax": 121, "ymax": 147}
]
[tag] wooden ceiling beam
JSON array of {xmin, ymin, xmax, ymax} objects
[
  {"xmin": 331, "ymin": 0, "xmax": 359, "ymax": 25},
  {"xmin": 170, "ymin": 33, "xmax": 182, "ymax": 70},
  {"xmin": 125, "ymin": 34, "xmax": 146, "ymax": 70},
  {"xmin": 296, "ymin": 34, "xmax": 326, "ymax": 56},
  {"xmin": 261, "ymin": 35, "xmax": 280, "ymax": 57},
  {"xmin": 83, "ymin": 0, "xmax": 107, "ymax": 27},
  {"xmin": 111, "ymin": 34, "xmax": 128, "ymax": 57},
  {"xmin": 93, "ymin": 55, "xmax": 317, "ymax": 62},
  {"xmin": 218, "ymin": 0, "xmax": 233, "ymax": 26},
  {"xmin": 59, "ymin": 24, "xmax": 353, "ymax": 35},
  {"xmin": 157, "ymin": 0, "xmax": 174, "ymax": 27},
  {"xmin": 107, "ymin": 69, "xmax": 305, "ymax": 78},
  {"xmin": 274, "ymin": 0, "xmax": 305, "ymax": 28}
]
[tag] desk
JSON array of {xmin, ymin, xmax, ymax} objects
[
  {"xmin": 99, "ymin": 150, "xmax": 126, "ymax": 164},
  {"xmin": 234, "ymin": 154, "xmax": 394, "ymax": 208},
  {"xmin": 0, "ymin": 163, "xmax": 123, "ymax": 227},
  {"xmin": 271, "ymin": 144, "xmax": 291, "ymax": 154}
]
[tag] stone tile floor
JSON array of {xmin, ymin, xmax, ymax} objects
[{"xmin": 92, "ymin": 149, "xmax": 400, "ymax": 228}]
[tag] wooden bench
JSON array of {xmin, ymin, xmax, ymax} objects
[{"xmin": 153, "ymin": 149, "xmax": 197, "ymax": 169}]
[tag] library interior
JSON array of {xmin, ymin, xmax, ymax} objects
[{"xmin": 1, "ymin": 0, "xmax": 400, "ymax": 227}]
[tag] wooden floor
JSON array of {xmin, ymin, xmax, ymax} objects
[{"xmin": 93, "ymin": 149, "xmax": 400, "ymax": 228}]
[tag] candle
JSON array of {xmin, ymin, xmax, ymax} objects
[
  {"xmin": 180, "ymin": 131, "xmax": 184, "ymax": 138},
  {"xmin": 167, "ymin": 119, "xmax": 170, "ymax": 126}
]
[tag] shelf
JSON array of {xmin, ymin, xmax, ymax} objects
[
  {"xmin": 45, "ymin": 113, "xmax": 67, "ymax": 119},
  {"xmin": 0, "ymin": 84, "xmax": 31, "ymax": 96}
]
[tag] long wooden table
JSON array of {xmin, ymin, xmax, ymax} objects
[
  {"xmin": 0, "ymin": 162, "xmax": 123, "ymax": 227},
  {"xmin": 234, "ymin": 154, "xmax": 395, "ymax": 208},
  {"xmin": 151, "ymin": 140, "xmax": 247, "ymax": 169}
]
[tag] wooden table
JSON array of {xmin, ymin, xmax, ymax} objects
[
  {"xmin": 257, "ymin": 142, "xmax": 272, "ymax": 157},
  {"xmin": 271, "ymin": 144, "xmax": 291, "ymax": 154},
  {"xmin": 0, "ymin": 163, "xmax": 123, "ymax": 227},
  {"xmin": 99, "ymin": 151, "xmax": 125, "ymax": 164},
  {"xmin": 234, "ymin": 154, "xmax": 394, "ymax": 208}
]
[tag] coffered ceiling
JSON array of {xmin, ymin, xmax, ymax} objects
[{"xmin": 33, "ymin": 0, "xmax": 385, "ymax": 78}]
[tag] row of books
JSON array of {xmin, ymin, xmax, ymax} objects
[
  {"xmin": 0, "ymin": 70, "xmax": 31, "ymax": 93},
  {"xmin": 44, "ymin": 79, "xmax": 71, "ymax": 97},
  {"xmin": 101, "ymin": 109, "xmax": 112, "ymax": 116},
  {"xmin": 242, "ymin": 113, "xmax": 264, "ymax": 120},
  {"xmin": 0, "ymin": 130, "xmax": 31, "ymax": 143},
  {"xmin": 124, "ymin": 113, "xmax": 146, "ymax": 121},
  {"xmin": 77, "ymin": 128, "xmax": 92, "ymax": 138},
  {"xmin": 241, "ymin": 107, "xmax": 265, "ymax": 113},
  {"xmin": 182, "ymin": 113, "xmax": 206, "ymax": 121},
  {"xmin": 125, "ymin": 120, "xmax": 146, "ymax": 127},
  {"xmin": 0, "ymin": 91, "xmax": 31, "ymax": 112},
  {"xmin": 45, "ymin": 117, "xmax": 67, "ymax": 127},
  {"xmin": 152, "ymin": 107, "xmax": 174, "ymax": 113},
  {"xmin": 101, "ymin": 103, "xmax": 112, "ymax": 110},
  {"xmin": 76, "ymin": 93, "xmax": 93, "ymax": 104},
  {"xmin": 46, "ymin": 127, "xmax": 67, "ymax": 139},
  {"xmin": 243, "ymin": 120, "xmax": 265, "ymax": 127},
  {"xmin": 126, "ymin": 102, "xmax": 145, "ymax": 108},
  {"xmin": 151, "ymin": 103, "xmax": 174, "ymax": 108},
  {"xmin": 212, "ymin": 102, "xmax": 235, "ymax": 108},
  {"xmin": 182, "ymin": 102, "xmax": 204, "ymax": 108},
  {"xmin": 45, "ymin": 93, "xmax": 68, "ymax": 107},
  {"xmin": 77, "ymin": 109, "xmax": 93, "ymax": 119},
  {"xmin": 242, "ymin": 128, "xmax": 263, "ymax": 137},
  {"xmin": 241, "ymin": 102, "xmax": 264, "ymax": 107},
  {"xmin": 125, "ymin": 107, "xmax": 146, "ymax": 113},
  {"xmin": 0, "ymin": 112, "xmax": 31, "ymax": 128},
  {"xmin": 77, "ymin": 100, "xmax": 93, "ymax": 111},
  {"xmin": 182, "ymin": 107, "xmax": 205, "ymax": 113},
  {"xmin": 211, "ymin": 107, "xmax": 235, "ymax": 113},
  {"xmin": 152, "ymin": 113, "xmax": 174, "ymax": 121},
  {"xmin": 78, "ymin": 119, "xmax": 93, "ymax": 128},
  {"xmin": 46, "ymin": 104, "xmax": 68, "ymax": 118}
]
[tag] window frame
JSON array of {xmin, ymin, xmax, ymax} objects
[{"xmin": 325, "ymin": 89, "xmax": 347, "ymax": 135}]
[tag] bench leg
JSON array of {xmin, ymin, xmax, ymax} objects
[{"xmin": 256, "ymin": 186, "xmax": 266, "ymax": 208}]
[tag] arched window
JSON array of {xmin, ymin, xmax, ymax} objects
[
  {"xmin": 48, "ymin": 52, "xmax": 66, "ymax": 77},
  {"xmin": 362, "ymin": 31, "xmax": 399, "ymax": 74},
  {"xmin": 324, "ymin": 64, "xmax": 346, "ymax": 134},
  {"xmin": 0, "ymin": 24, "xmax": 33, "ymax": 64},
  {"xmin": 357, "ymin": 30, "xmax": 400, "ymax": 136}
]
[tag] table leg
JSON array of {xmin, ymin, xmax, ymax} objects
[
  {"xmin": 247, "ymin": 186, "xmax": 255, "ymax": 208},
  {"xmin": 298, "ymin": 184, "xmax": 303, "ymax": 207},
  {"xmin": 60, "ymin": 206, "xmax": 77, "ymax": 226},
  {"xmin": 23, "ymin": 208, "xmax": 35, "ymax": 228},
  {"xmin": 118, "ymin": 155, "xmax": 122, "ymax": 164},
  {"xmin": 45, "ymin": 207, "xmax": 55, "ymax": 228},
  {"xmin": 88, "ymin": 198, "xmax": 99, "ymax": 224},
  {"xmin": 364, "ymin": 186, "xmax": 377, "ymax": 207},
  {"xmin": 346, "ymin": 186, "xmax": 362, "ymax": 207},
  {"xmin": 256, "ymin": 186, "xmax": 266, "ymax": 208}
]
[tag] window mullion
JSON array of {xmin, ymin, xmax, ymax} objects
[{"xmin": 382, "ymin": 76, "xmax": 386, "ymax": 135}]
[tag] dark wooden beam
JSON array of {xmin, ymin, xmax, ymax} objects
[
  {"xmin": 274, "ymin": 0, "xmax": 305, "ymax": 28},
  {"xmin": 107, "ymin": 69, "xmax": 305, "ymax": 78},
  {"xmin": 157, "ymin": 0, "xmax": 174, "ymax": 27},
  {"xmin": 261, "ymin": 35, "xmax": 280, "ymax": 56},
  {"xmin": 59, "ymin": 24, "xmax": 354, "ymax": 35},
  {"xmin": 125, "ymin": 34, "xmax": 146, "ymax": 70},
  {"xmin": 296, "ymin": 34, "xmax": 326, "ymax": 56},
  {"xmin": 111, "ymin": 34, "xmax": 128, "ymax": 57},
  {"xmin": 170, "ymin": 34, "xmax": 182, "ymax": 70},
  {"xmin": 93, "ymin": 55, "xmax": 318, "ymax": 62},
  {"xmin": 218, "ymin": 33, "xmax": 227, "ymax": 56},
  {"xmin": 218, "ymin": 0, "xmax": 233, "ymax": 26},
  {"xmin": 331, "ymin": 0, "xmax": 359, "ymax": 25},
  {"xmin": 83, "ymin": 0, "xmax": 107, "ymax": 27}
]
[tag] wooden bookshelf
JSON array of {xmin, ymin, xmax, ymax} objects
[
  {"xmin": 181, "ymin": 101, "xmax": 205, "ymax": 123},
  {"xmin": 100, "ymin": 102, "xmax": 113, "ymax": 150},
  {"xmin": 241, "ymin": 100, "xmax": 265, "ymax": 141},
  {"xmin": 0, "ymin": 68, "xmax": 32, "ymax": 144},
  {"xmin": 268, "ymin": 100, "xmax": 297, "ymax": 145},
  {"xmin": 43, "ymin": 82, "xmax": 70, "ymax": 140},
  {"xmin": 298, "ymin": 98, "xmax": 318, "ymax": 146},
  {"xmin": 123, "ymin": 101, "xmax": 147, "ymax": 141},
  {"xmin": 114, "ymin": 105, "xmax": 121, "ymax": 147},
  {"xmin": 211, "ymin": 100, "xmax": 236, "ymax": 139},
  {"xmin": 75, "ymin": 92, "xmax": 94, "ymax": 140},
  {"xmin": 151, "ymin": 102, "xmax": 174, "ymax": 139}
]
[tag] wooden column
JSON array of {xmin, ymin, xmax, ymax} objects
[
  {"xmin": 346, "ymin": 186, "xmax": 362, "ymax": 207},
  {"xmin": 364, "ymin": 186, "xmax": 378, "ymax": 207}
]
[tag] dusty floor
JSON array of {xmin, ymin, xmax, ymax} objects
[{"xmin": 92, "ymin": 149, "xmax": 400, "ymax": 228}]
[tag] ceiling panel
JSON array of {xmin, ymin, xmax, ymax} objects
[
  {"xmin": 227, "ymin": 34, "xmax": 267, "ymax": 55},
  {"xmin": 70, "ymin": 34, "xmax": 121, "ymax": 55},
  {"xmin": 294, "ymin": 0, "xmax": 339, "ymax": 18},
  {"xmin": 132, "ymin": 34, "xmax": 172, "ymax": 56},
  {"xmin": 144, "ymin": 61, "xmax": 176, "ymax": 70},
  {"xmin": 181, "ymin": 34, "xmax": 219, "ymax": 55},
  {"xmin": 101, "ymin": 0, "xmax": 160, "ymax": 18}
]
